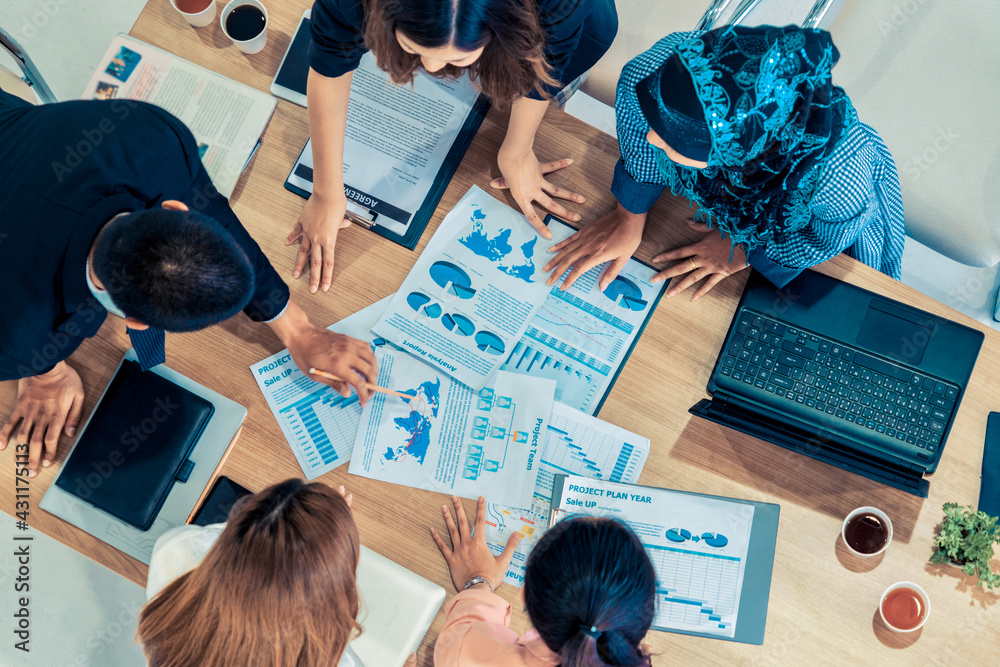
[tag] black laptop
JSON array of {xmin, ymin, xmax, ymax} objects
[{"xmin": 691, "ymin": 269, "xmax": 984, "ymax": 497}]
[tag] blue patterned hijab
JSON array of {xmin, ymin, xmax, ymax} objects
[{"xmin": 637, "ymin": 26, "xmax": 857, "ymax": 250}]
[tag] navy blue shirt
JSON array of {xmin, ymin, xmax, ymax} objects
[
  {"xmin": 0, "ymin": 93, "xmax": 289, "ymax": 380},
  {"xmin": 309, "ymin": 0, "xmax": 616, "ymax": 99}
]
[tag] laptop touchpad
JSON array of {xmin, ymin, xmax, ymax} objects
[{"xmin": 856, "ymin": 300, "xmax": 934, "ymax": 366}]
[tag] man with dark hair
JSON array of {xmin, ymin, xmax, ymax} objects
[{"xmin": 0, "ymin": 90, "xmax": 377, "ymax": 476}]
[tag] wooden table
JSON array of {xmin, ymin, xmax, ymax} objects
[{"xmin": 3, "ymin": 1, "xmax": 998, "ymax": 664}]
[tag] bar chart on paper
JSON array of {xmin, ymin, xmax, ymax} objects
[
  {"xmin": 485, "ymin": 402, "xmax": 651, "ymax": 587},
  {"xmin": 533, "ymin": 403, "xmax": 649, "ymax": 505},
  {"xmin": 278, "ymin": 386, "xmax": 361, "ymax": 476},
  {"xmin": 250, "ymin": 298, "xmax": 395, "ymax": 480},
  {"xmin": 502, "ymin": 221, "xmax": 667, "ymax": 415},
  {"xmin": 647, "ymin": 543, "xmax": 743, "ymax": 635}
]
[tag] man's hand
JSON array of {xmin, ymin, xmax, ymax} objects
[
  {"xmin": 544, "ymin": 203, "xmax": 647, "ymax": 291},
  {"xmin": 287, "ymin": 327, "xmax": 378, "ymax": 405},
  {"xmin": 430, "ymin": 495, "xmax": 520, "ymax": 593},
  {"xmin": 652, "ymin": 220, "xmax": 749, "ymax": 300},
  {"xmin": 492, "ymin": 148, "xmax": 584, "ymax": 239},
  {"xmin": 267, "ymin": 301, "xmax": 378, "ymax": 405},
  {"xmin": 0, "ymin": 362, "xmax": 84, "ymax": 476},
  {"xmin": 286, "ymin": 192, "xmax": 352, "ymax": 294}
]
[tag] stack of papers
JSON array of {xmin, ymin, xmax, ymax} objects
[{"xmin": 250, "ymin": 186, "xmax": 657, "ymax": 505}]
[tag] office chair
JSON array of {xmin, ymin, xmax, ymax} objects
[
  {"xmin": 824, "ymin": 1, "xmax": 1000, "ymax": 268},
  {"xmin": 0, "ymin": 24, "xmax": 56, "ymax": 104},
  {"xmin": 577, "ymin": 0, "xmax": 845, "ymax": 105}
]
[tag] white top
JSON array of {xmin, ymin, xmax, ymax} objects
[
  {"xmin": 145, "ymin": 523, "xmax": 364, "ymax": 667},
  {"xmin": 85, "ymin": 257, "xmax": 126, "ymax": 319}
]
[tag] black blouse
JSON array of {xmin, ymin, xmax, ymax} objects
[{"xmin": 308, "ymin": 0, "xmax": 609, "ymax": 99}]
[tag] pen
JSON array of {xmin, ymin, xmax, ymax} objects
[
  {"xmin": 343, "ymin": 209, "xmax": 375, "ymax": 229},
  {"xmin": 308, "ymin": 367, "xmax": 416, "ymax": 400}
]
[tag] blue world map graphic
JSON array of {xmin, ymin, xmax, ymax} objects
[
  {"xmin": 459, "ymin": 208, "xmax": 538, "ymax": 283},
  {"xmin": 384, "ymin": 379, "xmax": 441, "ymax": 465}
]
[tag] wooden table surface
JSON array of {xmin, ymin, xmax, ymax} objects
[{"xmin": 2, "ymin": 1, "xmax": 998, "ymax": 664}]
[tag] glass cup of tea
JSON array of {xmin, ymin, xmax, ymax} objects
[
  {"xmin": 170, "ymin": 0, "xmax": 217, "ymax": 27},
  {"xmin": 879, "ymin": 581, "xmax": 930, "ymax": 632},
  {"xmin": 841, "ymin": 506, "xmax": 893, "ymax": 557},
  {"xmin": 221, "ymin": 0, "xmax": 268, "ymax": 54}
]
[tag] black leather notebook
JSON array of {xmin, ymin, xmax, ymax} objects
[{"xmin": 55, "ymin": 360, "xmax": 214, "ymax": 530}]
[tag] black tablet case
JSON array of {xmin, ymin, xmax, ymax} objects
[{"xmin": 55, "ymin": 360, "xmax": 214, "ymax": 530}]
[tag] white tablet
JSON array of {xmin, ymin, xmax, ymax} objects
[{"xmin": 270, "ymin": 9, "xmax": 311, "ymax": 107}]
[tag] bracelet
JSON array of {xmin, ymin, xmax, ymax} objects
[{"xmin": 462, "ymin": 576, "xmax": 494, "ymax": 592}]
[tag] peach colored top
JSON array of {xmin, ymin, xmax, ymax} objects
[{"xmin": 434, "ymin": 587, "xmax": 560, "ymax": 667}]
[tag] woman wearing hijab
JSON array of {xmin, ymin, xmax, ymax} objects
[
  {"xmin": 544, "ymin": 25, "xmax": 905, "ymax": 299},
  {"xmin": 289, "ymin": 0, "xmax": 618, "ymax": 294}
]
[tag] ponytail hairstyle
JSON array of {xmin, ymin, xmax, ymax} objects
[
  {"xmin": 364, "ymin": 0, "xmax": 558, "ymax": 105},
  {"xmin": 137, "ymin": 479, "xmax": 361, "ymax": 667},
  {"xmin": 524, "ymin": 517, "xmax": 656, "ymax": 667}
]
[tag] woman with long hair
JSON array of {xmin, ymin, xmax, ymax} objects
[
  {"xmin": 544, "ymin": 25, "xmax": 905, "ymax": 298},
  {"xmin": 431, "ymin": 495, "xmax": 656, "ymax": 666},
  {"xmin": 288, "ymin": 0, "xmax": 618, "ymax": 293},
  {"xmin": 137, "ymin": 479, "xmax": 388, "ymax": 667}
]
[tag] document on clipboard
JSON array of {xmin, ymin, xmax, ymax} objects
[
  {"xmin": 284, "ymin": 51, "xmax": 490, "ymax": 250},
  {"xmin": 549, "ymin": 475, "xmax": 780, "ymax": 645}
]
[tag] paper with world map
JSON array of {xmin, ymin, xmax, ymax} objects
[
  {"xmin": 349, "ymin": 349, "xmax": 556, "ymax": 507},
  {"xmin": 372, "ymin": 186, "xmax": 575, "ymax": 390}
]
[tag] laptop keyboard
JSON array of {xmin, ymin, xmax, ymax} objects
[{"xmin": 718, "ymin": 310, "xmax": 959, "ymax": 457}]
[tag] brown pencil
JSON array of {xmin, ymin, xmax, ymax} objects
[{"xmin": 308, "ymin": 367, "xmax": 416, "ymax": 401}]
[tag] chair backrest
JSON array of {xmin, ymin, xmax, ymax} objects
[
  {"xmin": 825, "ymin": 0, "xmax": 1000, "ymax": 267},
  {"xmin": 578, "ymin": 0, "xmax": 840, "ymax": 107},
  {"xmin": 0, "ymin": 24, "xmax": 56, "ymax": 104},
  {"xmin": 0, "ymin": 64, "xmax": 38, "ymax": 104}
]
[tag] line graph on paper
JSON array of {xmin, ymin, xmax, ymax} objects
[
  {"xmin": 645, "ymin": 543, "xmax": 743, "ymax": 636},
  {"xmin": 534, "ymin": 298, "xmax": 620, "ymax": 361}
]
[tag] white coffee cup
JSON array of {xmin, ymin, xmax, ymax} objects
[
  {"xmin": 879, "ymin": 581, "xmax": 930, "ymax": 633},
  {"xmin": 169, "ymin": 0, "xmax": 217, "ymax": 28},
  {"xmin": 221, "ymin": 0, "xmax": 268, "ymax": 55},
  {"xmin": 841, "ymin": 506, "xmax": 893, "ymax": 558}
]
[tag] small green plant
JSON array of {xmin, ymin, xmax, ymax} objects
[{"xmin": 929, "ymin": 503, "xmax": 1000, "ymax": 589}]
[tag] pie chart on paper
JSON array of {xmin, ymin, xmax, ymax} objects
[
  {"xmin": 442, "ymin": 313, "xmax": 476, "ymax": 336},
  {"xmin": 475, "ymin": 331, "xmax": 506, "ymax": 355},
  {"xmin": 406, "ymin": 292, "xmax": 432, "ymax": 312},
  {"xmin": 604, "ymin": 276, "xmax": 648, "ymax": 311},
  {"xmin": 429, "ymin": 261, "xmax": 476, "ymax": 299}
]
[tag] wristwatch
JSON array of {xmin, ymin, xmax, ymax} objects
[{"xmin": 462, "ymin": 576, "xmax": 493, "ymax": 592}]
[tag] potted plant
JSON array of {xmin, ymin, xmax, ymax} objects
[{"xmin": 929, "ymin": 503, "xmax": 1000, "ymax": 590}]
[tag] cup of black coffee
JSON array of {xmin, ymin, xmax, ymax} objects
[
  {"xmin": 221, "ymin": 0, "xmax": 268, "ymax": 54},
  {"xmin": 841, "ymin": 506, "xmax": 892, "ymax": 557}
]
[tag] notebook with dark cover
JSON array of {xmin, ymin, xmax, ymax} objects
[{"xmin": 55, "ymin": 360, "xmax": 214, "ymax": 530}]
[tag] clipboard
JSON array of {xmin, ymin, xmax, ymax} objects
[
  {"xmin": 549, "ymin": 474, "xmax": 780, "ymax": 645},
  {"xmin": 282, "ymin": 47, "xmax": 490, "ymax": 250}
]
